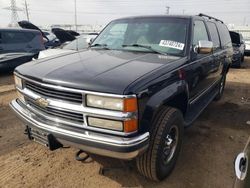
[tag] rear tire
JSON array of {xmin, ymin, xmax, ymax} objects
[
  {"xmin": 241, "ymin": 55, "xmax": 244, "ymax": 63},
  {"xmin": 214, "ymin": 74, "xmax": 226, "ymax": 101},
  {"xmin": 136, "ymin": 106, "xmax": 184, "ymax": 181}
]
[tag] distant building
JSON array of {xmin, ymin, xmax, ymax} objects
[
  {"xmin": 228, "ymin": 25, "xmax": 250, "ymax": 40},
  {"xmin": 50, "ymin": 24, "xmax": 103, "ymax": 33}
]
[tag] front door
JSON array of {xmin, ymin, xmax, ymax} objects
[{"xmin": 188, "ymin": 20, "xmax": 215, "ymax": 100}]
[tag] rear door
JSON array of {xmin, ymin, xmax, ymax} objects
[
  {"xmin": 216, "ymin": 23, "xmax": 233, "ymax": 69},
  {"xmin": 206, "ymin": 21, "xmax": 224, "ymax": 82}
]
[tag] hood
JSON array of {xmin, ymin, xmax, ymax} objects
[
  {"xmin": 16, "ymin": 50, "xmax": 182, "ymax": 94},
  {"xmin": 51, "ymin": 28, "xmax": 76, "ymax": 43},
  {"xmin": 18, "ymin": 20, "xmax": 48, "ymax": 40},
  {"xmin": 38, "ymin": 49, "xmax": 74, "ymax": 59}
]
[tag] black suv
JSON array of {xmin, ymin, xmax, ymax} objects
[
  {"xmin": 230, "ymin": 31, "xmax": 245, "ymax": 68},
  {"xmin": 10, "ymin": 14, "xmax": 233, "ymax": 181}
]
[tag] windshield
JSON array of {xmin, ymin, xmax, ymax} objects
[{"xmin": 92, "ymin": 17, "xmax": 189, "ymax": 56}]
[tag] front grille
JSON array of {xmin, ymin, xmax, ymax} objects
[
  {"xmin": 26, "ymin": 98, "xmax": 84, "ymax": 124},
  {"xmin": 25, "ymin": 81, "xmax": 82, "ymax": 103}
]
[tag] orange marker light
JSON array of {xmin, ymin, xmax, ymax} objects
[
  {"xmin": 123, "ymin": 98, "xmax": 137, "ymax": 112},
  {"xmin": 124, "ymin": 119, "xmax": 138, "ymax": 133}
]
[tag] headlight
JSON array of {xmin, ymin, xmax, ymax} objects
[
  {"xmin": 14, "ymin": 75, "xmax": 23, "ymax": 89},
  {"xmin": 86, "ymin": 95, "xmax": 137, "ymax": 112}
]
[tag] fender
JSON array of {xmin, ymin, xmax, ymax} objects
[{"xmin": 138, "ymin": 80, "xmax": 189, "ymax": 133}]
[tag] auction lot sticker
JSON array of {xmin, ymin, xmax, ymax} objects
[{"xmin": 159, "ymin": 40, "xmax": 185, "ymax": 50}]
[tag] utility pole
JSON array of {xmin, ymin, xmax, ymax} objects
[
  {"xmin": 74, "ymin": 0, "xmax": 77, "ymax": 32},
  {"xmin": 166, "ymin": 6, "xmax": 170, "ymax": 15},
  {"xmin": 24, "ymin": 0, "xmax": 30, "ymax": 21},
  {"xmin": 3, "ymin": 0, "xmax": 22, "ymax": 27},
  {"xmin": 243, "ymin": 17, "xmax": 246, "ymax": 26},
  {"xmin": 182, "ymin": 9, "xmax": 185, "ymax": 14}
]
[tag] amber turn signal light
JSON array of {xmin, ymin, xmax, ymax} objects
[
  {"xmin": 123, "ymin": 98, "xmax": 137, "ymax": 112},
  {"xmin": 124, "ymin": 119, "xmax": 138, "ymax": 133}
]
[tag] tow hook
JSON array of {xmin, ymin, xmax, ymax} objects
[{"xmin": 75, "ymin": 150, "xmax": 90, "ymax": 162}]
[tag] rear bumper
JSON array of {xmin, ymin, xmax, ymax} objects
[{"xmin": 10, "ymin": 99, "xmax": 149, "ymax": 160}]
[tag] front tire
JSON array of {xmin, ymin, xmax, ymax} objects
[{"xmin": 136, "ymin": 107, "xmax": 184, "ymax": 181}]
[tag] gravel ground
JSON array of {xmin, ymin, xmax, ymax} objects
[{"xmin": 0, "ymin": 58, "xmax": 250, "ymax": 188}]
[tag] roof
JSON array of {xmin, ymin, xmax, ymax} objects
[
  {"xmin": 112, "ymin": 14, "xmax": 224, "ymax": 24},
  {"xmin": 113, "ymin": 15, "xmax": 193, "ymax": 21},
  {"xmin": 0, "ymin": 27, "xmax": 40, "ymax": 33}
]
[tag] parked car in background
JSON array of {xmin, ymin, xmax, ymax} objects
[
  {"xmin": 230, "ymin": 31, "xmax": 245, "ymax": 67},
  {"xmin": 43, "ymin": 31, "xmax": 61, "ymax": 48},
  {"xmin": 0, "ymin": 52, "xmax": 35, "ymax": 72},
  {"xmin": 0, "ymin": 28, "xmax": 45, "ymax": 55},
  {"xmin": 37, "ymin": 34, "xmax": 98, "ymax": 59},
  {"xmin": 234, "ymin": 137, "xmax": 250, "ymax": 188},
  {"xmin": 18, "ymin": 20, "xmax": 79, "ymax": 49},
  {"xmin": 10, "ymin": 14, "xmax": 232, "ymax": 181},
  {"xmin": 244, "ymin": 38, "xmax": 250, "ymax": 56}
]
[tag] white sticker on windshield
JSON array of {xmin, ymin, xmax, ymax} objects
[{"xmin": 159, "ymin": 40, "xmax": 185, "ymax": 50}]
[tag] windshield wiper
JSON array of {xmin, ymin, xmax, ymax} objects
[
  {"xmin": 90, "ymin": 43, "xmax": 111, "ymax": 50},
  {"xmin": 122, "ymin": 44, "xmax": 168, "ymax": 55}
]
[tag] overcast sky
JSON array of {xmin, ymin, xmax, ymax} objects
[{"xmin": 0, "ymin": 0, "xmax": 249, "ymax": 28}]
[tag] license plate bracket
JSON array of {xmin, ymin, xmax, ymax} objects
[{"xmin": 26, "ymin": 126, "xmax": 62, "ymax": 150}]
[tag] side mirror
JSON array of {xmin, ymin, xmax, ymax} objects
[
  {"xmin": 195, "ymin": 40, "xmax": 213, "ymax": 54},
  {"xmin": 235, "ymin": 152, "xmax": 248, "ymax": 181}
]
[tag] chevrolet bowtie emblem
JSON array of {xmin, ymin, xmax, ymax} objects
[{"xmin": 35, "ymin": 97, "xmax": 49, "ymax": 108}]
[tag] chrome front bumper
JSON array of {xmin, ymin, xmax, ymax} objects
[{"xmin": 10, "ymin": 99, "xmax": 149, "ymax": 160}]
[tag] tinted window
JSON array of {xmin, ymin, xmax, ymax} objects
[
  {"xmin": 193, "ymin": 21, "xmax": 209, "ymax": 45},
  {"xmin": 217, "ymin": 23, "xmax": 232, "ymax": 48},
  {"xmin": 2, "ymin": 31, "xmax": 35, "ymax": 44},
  {"xmin": 207, "ymin": 22, "xmax": 220, "ymax": 48}
]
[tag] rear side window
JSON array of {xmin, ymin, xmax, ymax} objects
[
  {"xmin": 193, "ymin": 20, "xmax": 209, "ymax": 45},
  {"xmin": 2, "ymin": 31, "xmax": 35, "ymax": 44},
  {"xmin": 207, "ymin": 22, "xmax": 220, "ymax": 49},
  {"xmin": 217, "ymin": 23, "xmax": 232, "ymax": 48}
]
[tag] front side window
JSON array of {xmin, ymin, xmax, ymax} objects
[
  {"xmin": 92, "ymin": 18, "xmax": 189, "ymax": 56},
  {"xmin": 193, "ymin": 20, "xmax": 209, "ymax": 46}
]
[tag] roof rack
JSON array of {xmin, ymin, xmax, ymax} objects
[{"xmin": 198, "ymin": 13, "xmax": 224, "ymax": 23}]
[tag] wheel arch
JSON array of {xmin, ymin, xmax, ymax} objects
[{"xmin": 139, "ymin": 81, "xmax": 189, "ymax": 133}]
